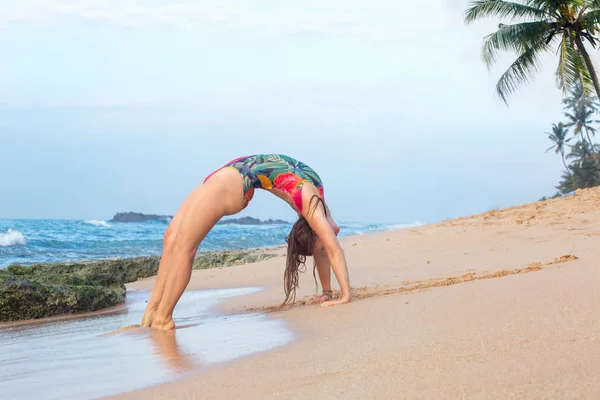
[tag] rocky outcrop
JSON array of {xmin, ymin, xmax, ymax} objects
[
  {"xmin": 218, "ymin": 217, "xmax": 290, "ymax": 225},
  {"xmin": 0, "ymin": 248, "xmax": 278, "ymax": 323},
  {"xmin": 191, "ymin": 248, "xmax": 279, "ymax": 269},
  {"xmin": 110, "ymin": 212, "xmax": 290, "ymax": 225},
  {"xmin": 111, "ymin": 212, "xmax": 172, "ymax": 223},
  {"xmin": 0, "ymin": 257, "xmax": 159, "ymax": 322}
]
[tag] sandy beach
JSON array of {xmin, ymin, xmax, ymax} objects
[{"xmin": 108, "ymin": 187, "xmax": 600, "ymax": 399}]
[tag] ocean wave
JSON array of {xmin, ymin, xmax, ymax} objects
[
  {"xmin": 0, "ymin": 218, "xmax": 422, "ymax": 267},
  {"xmin": 0, "ymin": 229, "xmax": 27, "ymax": 247},
  {"xmin": 84, "ymin": 220, "xmax": 111, "ymax": 227},
  {"xmin": 382, "ymin": 221, "xmax": 423, "ymax": 230},
  {"xmin": 339, "ymin": 221, "xmax": 423, "ymax": 235}
]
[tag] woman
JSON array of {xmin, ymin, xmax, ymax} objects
[{"xmin": 141, "ymin": 154, "xmax": 352, "ymax": 330}]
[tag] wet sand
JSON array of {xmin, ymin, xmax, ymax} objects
[
  {"xmin": 0, "ymin": 288, "xmax": 292, "ymax": 400},
  {"xmin": 112, "ymin": 187, "xmax": 600, "ymax": 399}
]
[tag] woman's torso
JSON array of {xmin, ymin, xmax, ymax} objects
[{"xmin": 221, "ymin": 154, "xmax": 325, "ymax": 213}]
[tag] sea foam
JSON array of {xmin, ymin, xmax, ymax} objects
[
  {"xmin": 84, "ymin": 220, "xmax": 111, "ymax": 227},
  {"xmin": 384, "ymin": 221, "xmax": 423, "ymax": 230},
  {"xmin": 0, "ymin": 229, "xmax": 27, "ymax": 247}
]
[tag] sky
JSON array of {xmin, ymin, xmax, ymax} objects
[{"xmin": 0, "ymin": 0, "xmax": 584, "ymax": 224}]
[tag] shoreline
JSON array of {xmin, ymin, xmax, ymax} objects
[
  {"xmin": 0, "ymin": 227, "xmax": 388, "ymax": 327},
  {"xmin": 0, "ymin": 243, "xmax": 288, "ymax": 270},
  {"xmin": 0, "ymin": 246, "xmax": 283, "ymax": 323},
  {"xmin": 1, "ymin": 217, "xmax": 423, "ymax": 324}
]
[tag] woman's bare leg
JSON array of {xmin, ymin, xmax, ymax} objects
[
  {"xmin": 151, "ymin": 168, "xmax": 245, "ymax": 330},
  {"xmin": 141, "ymin": 184, "xmax": 205, "ymax": 327}
]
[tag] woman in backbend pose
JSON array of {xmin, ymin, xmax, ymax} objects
[{"xmin": 141, "ymin": 154, "xmax": 352, "ymax": 330}]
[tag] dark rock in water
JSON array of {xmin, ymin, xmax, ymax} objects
[
  {"xmin": 111, "ymin": 212, "xmax": 172, "ymax": 223},
  {"xmin": 0, "ymin": 277, "xmax": 125, "ymax": 322},
  {"xmin": 217, "ymin": 216, "xmax": 291, "ymax": 225},
  {"xmin": 0, "ymin": 248, "xmax": 278, "ymax": 323},
  {"xmin": 192, "ymin": 249, "xmax": 277, "ymax": 269},
  {"xmin": 0, "ymin": 257, "xmax": 160, "ymax": 322}
]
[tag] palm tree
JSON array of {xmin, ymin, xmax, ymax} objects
[
  {"xmin": 557, "ymin": 156, "xmax": 600, "ymax": 192},
  {"xmin": 562, "ymin": 78, "xmax": 600, "ymax": 111},
  {"xmin": 464, "ymin": 0, "xmax": 600, "ymax": 104},
  {"xmin": 566, "ymin": 139, "xmax": 595, "ymax": 163},
  {"xmin": 546, "ymin": 122, "xmax": 573, "ymax": 174},
  {"xmin": 562, "ymin": 81, "xmax": 600, "ymax": 165}
]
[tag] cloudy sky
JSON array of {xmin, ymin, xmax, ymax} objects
[{"xmin": 0, "ymin": 0, "xmax": 579, "ymax": 223}]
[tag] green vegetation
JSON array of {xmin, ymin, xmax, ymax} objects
[
  {"xmin": 547, "ymin": 82, "xmax": 600, "ymax": 194},
  {"xmin": 0, "ymin": 248, "xmax": 278, "ymax": 323}
]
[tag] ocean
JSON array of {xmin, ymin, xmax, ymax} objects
[{"xmin": 0, "ymin": 218, "xmax": 420, "ymax": 268}]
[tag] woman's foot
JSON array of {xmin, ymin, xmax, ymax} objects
[
  {"xmin": 141, "ymin": 307, "xmax": 157, "ymax": 327},
  {"xmin": 151, "ymin": 316, "xmax": 176, "ymax": 331},
  {"xmin": 305, "ymin": 291, "xmax": 333, "ymax": 305}
]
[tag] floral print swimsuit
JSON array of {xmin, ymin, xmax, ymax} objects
[{"xmin": 204, "ymin": 154, "xmax": 325, "ymax": 213}]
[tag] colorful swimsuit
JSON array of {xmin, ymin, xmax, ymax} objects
[{"xmin": 203, "ymin": 154, "xmax": 325, "ymax": 213}]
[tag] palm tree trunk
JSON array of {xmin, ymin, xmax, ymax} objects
[
  {"xmin": 561, "ymin": 149, "xmax": 573, "ymax": 177},
  {"xmin": 574, "ymin": 35, "xmax": 600, "ymax": 102},
  {"xmin": 583, "ymin": 127, "xmax": 600, "ymax": 168}
]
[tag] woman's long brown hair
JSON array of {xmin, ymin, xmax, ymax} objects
[{"xmin": 281, "ymin": 194, "xmax": 326, "ymax": 308}]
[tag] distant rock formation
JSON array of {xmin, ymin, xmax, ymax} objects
[
  {"xmin": 110, "ymin": 212, "xmax": 172, "ymax": 223},
  {"xmin": 218, "ymin": 217, "xmax": 291, "ymax": 225},
  {"xmin": 110, "ymin": 212, "xmax": 290, "ymax": 225}
]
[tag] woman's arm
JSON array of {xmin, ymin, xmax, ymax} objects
[
  {"xmin": 305, "ymin": 249, "xmax": 332, "ymax": 305},
  {"xmin": 314, "ymin": 248, "xmax": 332, "ymax": 293},
  {"xmin": 302, "ymin": 190, "xmax": 351, "ymax": 306}
]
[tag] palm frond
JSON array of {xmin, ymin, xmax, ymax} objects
[
  {"xmin": 583, "ymin": 9, "xmax": 600, "ymax": 35},
  {"xmin": 586, "ymin": 0, "xmax": 600, "ymax": 11},
  {"xmin": 481, "ymin": 21, "xmax": 551, "ymax": 68},
  {"xmin": 556, "ymin": 34, "xmax": 569, "ymax": 92},
  {"xmin": 556, "ymin": 34, "xmax": 593, "ymax": 95},
  {"xmin": 569, "ymin": 35, "xmax": 595, "ymax": 96},
  {"xmin": 494, "ymin": 39, "xmax": 548, "ymax": 103},
  {"xmin": 523, "ymin": 0, "xmax": 562, "ymax": 16},
  {"xmin": 465, "ymin": 0, "xmax": 549, "ymax": 24}
]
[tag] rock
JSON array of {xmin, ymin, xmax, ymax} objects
[
  {"xmin": 0, "ymin": 248, "xmax": 278, "ymax": 323},
  {"xmin": 216, "ymin": 216, "xmax": 291, "ymax": 225},
  {"xmin": 192, "ymin": 249, "xmax": 278, "ymax": 269},
  {"xmin": 0, "ymin": 257, "xmax": 159, "ymax": 322},
  {"xmin": 0, "ymin": 277, "xmax": 125, "ymax": 322},
  {"xmin": 110, "ymin": 213, "xmax": 290, "ymax": 225},
  {"xmin": 111, "ymin": 212, "xmax": 172, "ymax": 223}
]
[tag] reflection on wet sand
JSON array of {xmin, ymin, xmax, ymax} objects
[
  {"xmin": 148, "ymin": 328, "xmax": 198, "ymax": 373},
  {"xmin": 0, "ymin": 288, "xmax": 293, "ymax": 400},
  {"xmin": 104, "ymin": 324, "xmax": 199, "ymax": 373}
]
